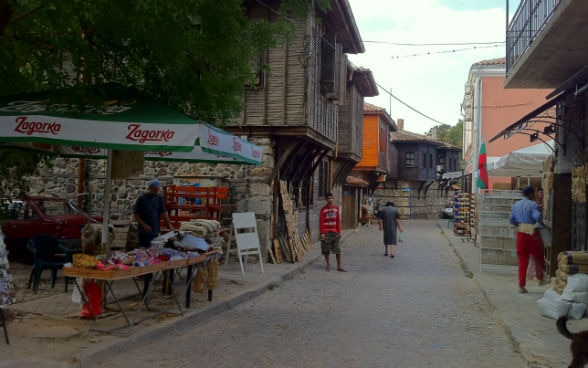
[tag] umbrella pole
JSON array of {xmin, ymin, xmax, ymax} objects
[{"xmin": 101, "ymin": 150, "xmax": 113, "ymax": 256}]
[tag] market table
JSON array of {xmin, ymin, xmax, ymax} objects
[{"xmin": 63, "ymin": 250, "xmax": 221, "ymax": 332}]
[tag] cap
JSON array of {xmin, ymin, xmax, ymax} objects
[
  {"xmin": 149, "ymin": 179, "xmax": 161, "ymax": 188},
  {"xmin": 522, "ymin": 186, "xmax": 534, "ymax": 196}
]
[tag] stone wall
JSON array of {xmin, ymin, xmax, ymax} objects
[
  {"xmin": 372, "ymin": 180, "xmax": 454, "ymax": 220},
  {"xmin": 24, "ymin": 137, "xmax": 276, "ymax": 254}
]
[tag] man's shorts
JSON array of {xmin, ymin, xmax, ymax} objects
[{"xmin": 321, "ymin": 232, "xmax": 341, "ymax": 255}]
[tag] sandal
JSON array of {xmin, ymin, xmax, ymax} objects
[{"xmin": 325, "ymin": 265, "xmax": 331, "ymax": 271}]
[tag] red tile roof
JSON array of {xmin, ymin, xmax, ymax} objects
[
  {"xmin": 473, "ymin": 57, "xmax": 506, "ymax": 66},
  {"xmin": 363, "ymin": 102, "xmax": 386, "ymax": 112}
]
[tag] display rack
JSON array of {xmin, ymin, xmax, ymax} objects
[
  {"xmin": 453, "ymin": 191, "xmax": 474, "ymax": 241},
  {"xmin": 477, "ymin": 190, "xmax": 520, "ymax": 266}
]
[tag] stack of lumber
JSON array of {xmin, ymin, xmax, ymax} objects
[
  {"xmin": 267, "ymin": 181, "xmax": 313, "ymax": 264},
  {"xmin": 555, "ymin": 251, "xmax": 588, "ymax": 293}
]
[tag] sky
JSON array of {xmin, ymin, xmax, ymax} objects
[{"xmin": 347, "ymin": 0, "xmax": 520, "ymax": 134}]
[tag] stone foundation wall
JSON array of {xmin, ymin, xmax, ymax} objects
[
  {"xmin": 23, "ymin": 137, "xmax": 275, "ymax": 255},
  {"xmin": 372, "ymin": 180, "xmax": 455, "ymax": 219}
]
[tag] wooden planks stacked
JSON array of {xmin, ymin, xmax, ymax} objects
[
  {"xmin": 555, "ymin": 251, "xmax": 588, "ymax": 293},
  {"xmin": 278, "ymin": 180, "xmax": 307, "ymax": 263}
]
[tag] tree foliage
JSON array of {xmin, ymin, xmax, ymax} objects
[
  {"xmin": 0, "ymin": 0, "xmax": 320, "ymax": 193},
  {"xmin": 427, "ymin": 120, "xmax": 463, "ymax": 148},
  {"xmin": 0, "ymin": 0, "xmax": 315, "ymax": 123}
]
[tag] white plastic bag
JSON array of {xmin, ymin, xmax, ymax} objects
[
  {"xmin": 568, "ymin": 302, "xmax": 587, "ymax": 320},
  {"xmin": 537, "ymin": 288, "xmax": 571, "ymax": 319},
  {"xmin": 71, "ymin": 277, "xmax": 83, "ymax": 305},
  {"xmin": 564, "ymin": 273, "xmax": 588, "ymax": 292}
]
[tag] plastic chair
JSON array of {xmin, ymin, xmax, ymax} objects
[{"xmin": 27, "ymin": 234, "xmax": 72, "ymax": 292}]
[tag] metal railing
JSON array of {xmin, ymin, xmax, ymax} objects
[{"xmin": 506, "ymin": 0, "xmax": 561, "ymax": 74}]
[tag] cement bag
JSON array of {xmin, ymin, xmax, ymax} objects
[
  {"xmin": 563, "ymin": 273, "xmax": 588, "ymax": 292},
  {"xmin": 568, "ymin": 302, "xmax": 587, "ymax": 320},
  {"xmin": 537, "ymin": 288, "xmax": 571, "ymax": 319},
  {"xmin": 561, "ymin": 290, "xmax": 588, "ymax": 304}
]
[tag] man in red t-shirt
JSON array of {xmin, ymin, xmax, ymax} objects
[{"xmin": 320, "ymin": 192, "xmax": 346, "ymax": 272}]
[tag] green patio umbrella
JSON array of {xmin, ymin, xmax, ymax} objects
[{"xmin": 0, "ymin": 83, "xmax": 263, "ymax": 251}]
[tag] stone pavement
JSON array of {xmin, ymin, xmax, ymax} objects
[{"xmin": 0, "ymin": 220, "xmax": 579, "ymax": 367}]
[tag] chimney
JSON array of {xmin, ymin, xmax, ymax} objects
[{"xmin": 397, "ymin": 118, "xmax": 404, "ymax": 130}]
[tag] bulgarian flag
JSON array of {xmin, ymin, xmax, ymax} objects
[{"xmin": 477, "ymin": 142, "xmax": 489, "ymax": 189}]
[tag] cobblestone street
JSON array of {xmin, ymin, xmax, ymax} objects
[{"xmin": 90, "ymin": 220, "xmax": 526, "ymax": 368}]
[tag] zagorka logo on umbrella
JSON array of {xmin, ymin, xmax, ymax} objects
[
  {"xmin": 251, "ymin": 147, "xmax": 261, "ymax": 159},
  {"xmin": 207, "ymin": 128, "xmax": 219, "ymax": 146},
  {"xmin": 14, "ymin": 116, "xmax": 61, "ymax": 135},
  {"xmin": 232, "ymin": 137, "xmax": 242, "ymax": 152},
  {"xmin": 126, "ymin": 124, "xmax": 175, "ymax": 143}
]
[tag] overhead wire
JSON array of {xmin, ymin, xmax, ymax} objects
[
  {"xmin": 366, "ymin": 40, "xmax": 505, "ymax": 125},
  {"xmin": 376, "ymin": 82, "xmax": 448, "ymax": 126}
]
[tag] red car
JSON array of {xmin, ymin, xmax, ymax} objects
[{"xmin": 1, "ymin": 196, "xmax": 102, "ymax": 263}]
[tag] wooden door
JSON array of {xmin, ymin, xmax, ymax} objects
[{"xmin": 341, "ymin": 188, "xmax": 357, "ymax": 230}]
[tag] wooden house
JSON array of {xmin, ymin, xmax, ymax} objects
[
  {"xmin": 389, "ymin": 127, "xmax": 461, "ymax": 187},
  {"xmin": 352, "ymin": 102, "xmax": 398, "ymax": 191},
  {"xmin": 226, "ymin": 1, "xmax": 378, "ymax": 253}
]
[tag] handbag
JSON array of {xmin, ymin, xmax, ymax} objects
[{"xmin": 398, "ymin": 232, "xmax": 404, "ymax": 242}]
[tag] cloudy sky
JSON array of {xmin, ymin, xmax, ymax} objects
[{"xmin": 347, "ymin": 0, "xmax": 519, "ymax": 134}]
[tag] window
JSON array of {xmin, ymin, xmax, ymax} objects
[
  {"xmin": 405, "ymin": 152, "xmax": 415, "ymax": 167},
  {"xmin": 429, "ymin": 153, "xmax": 433, "ymax": 169}
]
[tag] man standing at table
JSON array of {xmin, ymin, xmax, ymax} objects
[
  {"xmin": 134, "ymin": 179, "xmax": 172, "ymax": 248},
  {"xmin": 133, "ymin": 179, "xmax": 172, "ymax": 295}
]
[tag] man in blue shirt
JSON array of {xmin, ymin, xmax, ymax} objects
[{"xmin": 509, "ymin": 186, "xmax": 547, "ymax": 293}]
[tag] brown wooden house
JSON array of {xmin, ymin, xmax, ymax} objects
[
  {"xmin": 390, "ymin": 128, "xmax": 460, "ymax": 185},
  {"xmin": 226, "ymin": 1, "xmax": 378, "ymax": 254}
]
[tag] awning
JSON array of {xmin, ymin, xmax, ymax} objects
[
  {"xmin": 489, "ymin": 94, "xmax": 562, "ymax": 143},
  {"xmin": 487, "ymin": 140, "xmax": 553, "ymax": 176}
]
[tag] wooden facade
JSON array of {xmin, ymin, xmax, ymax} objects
[
  {"xmin": 353, "ymin": 103, "xmax": 397, "ymax": 190},
  {"xmin": 227, "ymin": 1, "xmax": 378, "ymax": 245}
]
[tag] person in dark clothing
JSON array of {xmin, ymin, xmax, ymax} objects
[
  {"xmin": 133, "ymin": 179, "xmax": 172, "ymax": 248},
  {"xmin": 378, "ymin": 201, "xmax": 403, "ymax": 257},
  {"xmin": 133, "ymin": 179, "xmax": 173, "ymax": 295}
]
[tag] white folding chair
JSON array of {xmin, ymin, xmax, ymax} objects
[{"xmin": 230, "ymin": 212, "xmax": 264, "ymax": 278}]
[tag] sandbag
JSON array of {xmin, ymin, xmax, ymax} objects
[
  {"xmin": 561, "ymin": 289, "xmax": 588, "ymax": 304},
  {"xmin": 568, "ymin": 302, "xmax": 587, "ymax": 320},
  {"xmin": 563, "ymin": 273, "xmax": 588, "ymax": 293},
  {"xmin": 537, "ymin": 293, "xmax": 571, "ymax": 319}
]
